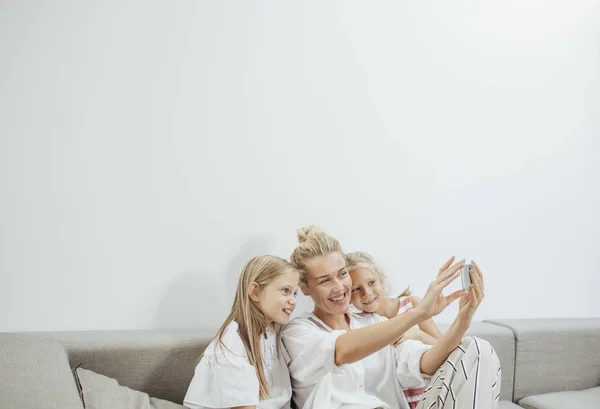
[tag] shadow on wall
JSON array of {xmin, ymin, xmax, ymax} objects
[{"xmin": 152, "ymin": 237, "xmax": 274, "ymax": 329}]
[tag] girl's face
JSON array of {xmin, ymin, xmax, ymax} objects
[
  {"xmin": 349, "ymin": 267, "xmax": 386, "ymax": 313},
  {"xmin": 302, "ymin": 251, "xmax": 352, "ymax": 316},
  {"xmin": 257, "ymin": 270, "xmax": 299, "ymax": 325}
]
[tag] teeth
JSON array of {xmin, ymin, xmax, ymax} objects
[
  {"xmin": 363, "ymin": 297, "xmax": 377, "ymax": 305},
  {"xmin": 283, "ymin": 309, "xmax": 292, "ymax": 315},
  {"xmin": 330, "ymin": 294, "xmax": 345, "ymax": 302}
]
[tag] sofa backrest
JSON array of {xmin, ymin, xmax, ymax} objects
[
  {"xmin": 484, "ymin": 318, "xmax": 600, "ymax": 401},
  {"xmin": 23, "ymin": 329, "xmax": 217, "ymax": 404},
  {"xmin": 438, "ymin": 321, "xmax": 515, "ymax": 401},
  {"xmin": 13, "ymin": 322, "xmax": 517, "ymax": 404}
]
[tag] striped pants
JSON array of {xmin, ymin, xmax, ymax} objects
[{"xmin": 416, "ymin": 337, "xmax": 502, "ymax": 409}]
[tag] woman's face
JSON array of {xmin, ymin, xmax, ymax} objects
[
  {"xmin": 302, "ymin": 251, "xmax": 352, "ymax": 316},
  {"xmin": 349, "ymin": 267, "xmax": 386, "ymax": 313}
]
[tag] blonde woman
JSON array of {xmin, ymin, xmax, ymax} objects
[
  {"xmin": 282, "ymin": 226, "xmax": 501, "ymax": 409},
  {"xmin": 184, "ymin": 255, "xmax": 299, "ymax": 409},
  {"xmin": 346, "ymin": 251, "xmax": 443, "ymax": 345}
]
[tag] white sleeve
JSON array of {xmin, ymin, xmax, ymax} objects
[
  {"xmin": 184, "ymin": 327, "xmax": 259, "ymax": 409},
  {"xmin": 281, "ymin": 320, "xmax": 346, "ymax": 387},
  {"xmin": 394, "ymin": 339, "xmax": 433, "ymax": 388}
]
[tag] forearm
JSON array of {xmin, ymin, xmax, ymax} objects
[
  {"xmin": 417, "ymin": 330, "xmax": 439, "ymax": 345},
  {"xmin": 335, "ymin": 309, "xmax": 424, "ymax": 365},
  {"xmin": 419, "ymin": 317, "xmax": 469, "ymax": 375},
  {"xmin": 419, "ymin": 318, "xmax": 443, "ymax": 340}
]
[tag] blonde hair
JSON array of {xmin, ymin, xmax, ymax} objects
[
  {"xmin": 345, "ymin": 251, "xmax": 410, "ymax": 298},
  {"xmin": 214, "ymin": 255, "xmax": 298, "ymax": 399},
  {"xmin": 290, "ymin": 225, "xmax": 344, "ymax": 283}
]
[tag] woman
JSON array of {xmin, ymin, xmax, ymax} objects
[
  {"xmin": 184, "ymin": 255, "xmax": 299, "ymax": 409},
  {"xmin": 282, "ymin": 226, "xmax": 501, "ymax": 409}
]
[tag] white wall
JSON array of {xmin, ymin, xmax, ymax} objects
[{"xmin": 1, "ymin": 0, "xmax": 599, "ymax": 332}]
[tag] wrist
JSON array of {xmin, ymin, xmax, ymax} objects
[
  {"xmin": 412, "ymin": 306, "xmax": 429, "ymax": 322},
  {"xmin": 455, "ymin": 313, "xmax": 472, "ymax": 329}
]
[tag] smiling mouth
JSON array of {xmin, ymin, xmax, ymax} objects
[
  {"xmin": 362, "ymin": 297, "xmax": 378, "ymax": 305},
  {"xmin": 329, "ymin": 292, "xmax": 347, "ymax": 303},
  {"xmin": 283, "ymin": 307, "xmax": 294, "ymax": 316}
]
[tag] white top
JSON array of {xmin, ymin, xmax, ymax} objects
[
  {"xmin": 281, "ymin": 312, "xmax": 432, "ymax": 409},
  {"xmin": 184, "ymin": 321, "xmax": 292, "ymax": 409}
]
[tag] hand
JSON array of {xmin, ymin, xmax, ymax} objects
[
  {"xmin": 457, "ymin": 262, "xmax": 485, "ymax": 323},
  {"xmin": 415, "ymin": 256, "xmax": 468, "ymax": 320}
]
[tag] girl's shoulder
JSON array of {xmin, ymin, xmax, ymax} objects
[
  {"xmin": 205, "ymin": 320, "xmax": 247, "ymax": 359},
  {"xmin": 351, "ymin": 310, "xmax": 388, "ymax": 325},
  {"xmin": 398, "ymin": 295, "xmax": 415, "ymax": 315}
]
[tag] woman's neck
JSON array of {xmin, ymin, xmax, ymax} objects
[
  {"xmin": 376, "ymin": 297, "xmax": 401, "ymax": 319},
  {"xmin": 312, "ymin": 307, "xmax": 350, "ymax": 331}
]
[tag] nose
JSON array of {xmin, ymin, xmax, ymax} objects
[
  {"xmin": 288, "ymin": 296, "xmax": 297, "ymax": 306},
  {"xmin": 331, "ymin": 278, "xmax": 345, "ymax": 293},
  {"xmin": 361, "ymin": 288, "xmax": 372, "ymax": 299}
]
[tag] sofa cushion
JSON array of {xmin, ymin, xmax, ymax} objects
[
  {"xmin": 23, "ymin": 329, "xmax": 216, "ymax": 403},
  {"xmin": 497, "ymin": 401, "xmax": 524, "ymax": 409},
  {"xmin": 518, "ymin": 386, "xmax": 600, "ymax": 409},
  {"xmin": 76, "ymin": 368, "xmax": 184, "ymax": 409},
  {"xmin": 438, "ymin": 321, "xmax": 515, "ymax": 401},
  {"xmin": 0, "ymin": 333, "xmax": 84, "ymax": 409},
  {"xmin": 484, "ymin": 318, "xmax": 600, "ymax": 401}
]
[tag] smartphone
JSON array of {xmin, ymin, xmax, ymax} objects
[{"xmin": 461, "ymin": 261, "xmax": 474, "ymax": 291}]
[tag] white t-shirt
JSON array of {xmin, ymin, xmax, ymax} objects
[
  {"xmin": 184, "ymin": 321, "xmax": 292, "ymax": 409},
  {"xmin": 281, "ymin": 312, "xmax": 432, "ymax": 409}
]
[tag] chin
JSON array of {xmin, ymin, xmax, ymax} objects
[
  {"xmin": 361, "ymin": 305, "xmax": 377, "ymax": 313},
  {"xmin": 273, "ymin": 314, "xmax": 291, "ymax": 326}
]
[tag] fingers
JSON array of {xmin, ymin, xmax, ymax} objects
[
  {"xmin": 437, "ymin": 256, "xmax": 456, "ymax": 277},
  {"xmin": 473, "ymin": 262, "xmax": 484, "ymax": 291},
  {"xmin": 469, "ymin": 268, "xmax": 483, "ymax": 308},
  {"xmin": 437, "ymin": 260, "xmax": 465, "ymax": 284},
  {"xmin": 446, "ymin": 289, "xmax": 468, "ymax": 305},
  {"xmin": 438, "ymin": 269, "xmax": 461, "ymax": 289}
]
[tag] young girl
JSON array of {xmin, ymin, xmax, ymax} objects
[
  {"xmin": 345, "ymin": 251, "xmax": 443, "ymax": 345},
  {"xmin": 184, "ymin": 255, "xmax": 299, "ymax": 409},
  {"xmin": 282, "ymin": 226, "xmax": 501, "ymax": 409}
]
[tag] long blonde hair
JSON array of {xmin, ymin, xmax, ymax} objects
[
  {"xmin": 214, "ymin": 255, "xmax": 298, "ymax": 399},
  {"xmin": 290, "ymin": 226, "xmax": 344, "ymax": 283},
  {"xmin": 345, "ymin": 251, "xmax": 410, "ymax": 298}
]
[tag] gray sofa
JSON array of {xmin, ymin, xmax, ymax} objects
[{"xmin": 1, "ymin": 318, "xmax": 598, "ymax": 409}]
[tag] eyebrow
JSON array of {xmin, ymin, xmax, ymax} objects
[{"xmin": 315, "ymin": 266, "xmax": 347, "ymax": 281}]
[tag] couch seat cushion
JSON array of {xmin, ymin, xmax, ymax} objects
[{"xmin": 519, "ymin": 386, "xmax": 600, "ymax": 409}]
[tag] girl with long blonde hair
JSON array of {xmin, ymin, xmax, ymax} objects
[{"xmin": 184, "ymin": 255, "xmax": 299, "ymax": 409}]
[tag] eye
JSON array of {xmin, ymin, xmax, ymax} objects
[
  {"xmin": 282, "ymin": 288, "xmax": 290, "ymax": 295},
  {"xmin": 369, "ymin": 280, "xmax": 376, "ymax": 286},
  {"xmin": 319, "ymin": 278, "xmax": 330, "ymax": 285},
  {"xmin": 294, "ymin": 291, "xmax": 299, "ymax": 297},
  {"xmin": 340, "ymin": 270, "xmax": 348, "ymax": 277},
  {"xmin": 351, "ymin": 287, "xmax": 360, "ymax": 293}
]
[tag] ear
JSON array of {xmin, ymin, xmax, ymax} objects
[
  {"xmin": 299, "ymin": 281, "xmax": 310, "ymax": 296},
  {"xmin": 248, "ymin": 282, "xmax": 261, "ymax": 302}
]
